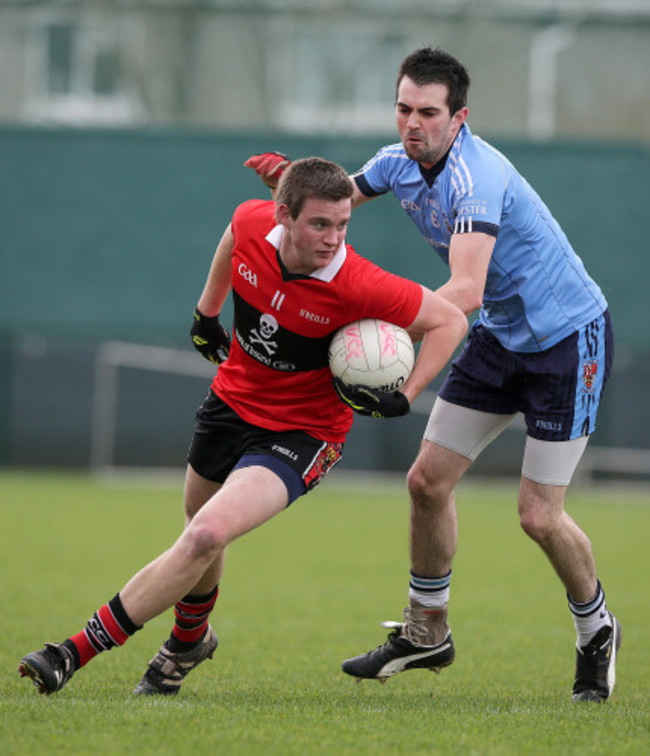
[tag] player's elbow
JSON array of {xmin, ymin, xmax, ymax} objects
[
  {"xmin": 442, "ymin": 297, "xmax": 469, "ymax": 339},
  {"xmin": 350, "ymin": 182, "xmax": 372, "ymax": 209},
  {"xmin": 437, "ymin": 277, "xmax": 484, "ymax": 316},
  {"xmin": 453, "ymin": 308, "xmax": 469, "ymax": 341},
  {"xmin": 456, "ymin": 288, "xmax": 483, "ymax": 316}
]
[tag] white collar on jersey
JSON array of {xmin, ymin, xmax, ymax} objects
[{"xmin": 265, "ymin": 224, "xmax": 347, "ymax": 282}]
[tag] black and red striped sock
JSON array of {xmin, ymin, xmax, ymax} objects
[
  {"xmin": 167, "ymin": 585, "xmax": 219, "ymax": 652},
  {"xmin": 63, "ymin": 593, "xmax": 141, "ymax": 670}
]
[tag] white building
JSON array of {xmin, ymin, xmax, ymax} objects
[{"xmin": 1, "ymin": 0, "xmax": 649, "ymax": 141}]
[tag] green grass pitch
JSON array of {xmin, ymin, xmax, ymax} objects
[{"xmin": 1, "ymin": 470, "xmax": 648, "ymax": 755}]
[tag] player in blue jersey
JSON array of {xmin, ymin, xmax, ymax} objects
[{"xmin": 246, "ymin": 47, "xmax": 620, "ymax": 703}]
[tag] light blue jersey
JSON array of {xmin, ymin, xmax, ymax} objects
[{"xmin": 354, "ymin": 124, "xmax": 608, "ymax": 353}]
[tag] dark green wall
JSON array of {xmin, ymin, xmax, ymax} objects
[
  {"xmin": 1, "ymin": 126, "xmax": 648, "ymax": 349},
  {"xmin": 1, "ymin": 127, "xmax": 648, "ymax": 470}
]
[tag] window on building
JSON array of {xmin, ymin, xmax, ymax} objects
[
  {"xmin": 268, "ymin": 23, "xmax": 408, "ymax": 134},
  {"xmin": 25, "ymin": 13, "xmax": 143, "ymax": 126}
]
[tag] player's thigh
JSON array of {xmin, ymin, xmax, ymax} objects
[
  {"xmin": 409, "ymin": 437, "xmax": 472, "ymax": 498},
  {"xmin": 423, "ymin": 396, "xmax": 516, "ymax": 462},
  {"xmin": 190, "ymin": 465, "xmax": 289, "ymax": 547},
  {"xmin": 184, "ymin": 463, "xmax": 223, "ymax": 521},
  {"xmin": 521, "ymin": 435, "xmax": 589, "ymax": 487}
]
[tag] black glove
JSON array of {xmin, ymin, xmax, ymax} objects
[
  {"xmin": 190, "ymin": 308, "xmax": 231, "ymax": 365},
  {"xmin": 333, "ymin": 378, "xmax": 410, "ymax": 418}
]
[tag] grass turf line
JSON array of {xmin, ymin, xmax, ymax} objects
[{"xmin": 1, "ymin": 470, "xmax": 648, "ymax": 755}]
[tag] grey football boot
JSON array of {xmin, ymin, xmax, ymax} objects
[{"xmin": 133, "ymin": 627, "xmax": 218, "ymax": 695}]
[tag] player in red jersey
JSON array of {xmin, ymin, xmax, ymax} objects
[{"xmin": 19, "ymin": 157, "xmax": 467, "ymax": 697}]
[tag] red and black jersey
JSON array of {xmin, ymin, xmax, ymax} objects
[{"xmin": 213, "ymin": 199, "xmax": 422, "ymax": 442}]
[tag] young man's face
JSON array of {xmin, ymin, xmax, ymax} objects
[
  {"xmin": 395, "ymin": 76, "xmax": 468, "ymax": 168},
  {"xmin": 278, "ymin": 197, "xmax": 351, "ymax": 274}
]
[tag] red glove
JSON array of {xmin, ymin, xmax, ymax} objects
[{"xmin": 244, "ymin": 152, "xmax": 291, "ymax": 188}]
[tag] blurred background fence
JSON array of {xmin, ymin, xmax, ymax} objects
[{"xmin": 1, "ymin": 1, "xmax": 649, "ymax": 481}]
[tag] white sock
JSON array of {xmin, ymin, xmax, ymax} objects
[
  {"xmin": 408, "ymin": 570, "xmax": 451, "ymax": 608},
  {"xmin": 568, "ymin": 580, "xmax": 612, "ymax": 648}
]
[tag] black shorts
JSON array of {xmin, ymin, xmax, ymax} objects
[
  {"xmin": 439, "ymin": 311, "xmax": 613, "ymax": 441},
  {"xmin": 187, "ymin": 391, "xmax": 344, "ymax": 505}
]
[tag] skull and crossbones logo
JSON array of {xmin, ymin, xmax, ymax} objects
[{"xmin": 249, "ymin": 313, "xmax": 278, "ymax": 355}]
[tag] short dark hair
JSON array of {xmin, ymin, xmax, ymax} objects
[
  {"xmin": 276, "ymin": 157, "xmax": 353, "ymax": 219},
  {"xmin": 396, "ymin": 47, "xmax": 470, "ymax": 115}
]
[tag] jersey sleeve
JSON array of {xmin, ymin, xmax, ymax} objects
[
  {"xmin": 231, "ymin": 199, "xmax": 275, "ymax": 247},
  {"xmin": 352, "ymin": 144, "xmax": 403, "ymax": 197},
  {"xmin": 339, "ymin": 251, "xmax": 423, "ymax": 328},
  {"xmin": 448, "ymin": 148, "xmax": 504, "ymax": 238}
]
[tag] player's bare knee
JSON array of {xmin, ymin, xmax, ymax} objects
[
  {"xmin": 518, "ymin": 505, "xmax": 558, "ymax": 546},
  {"xmin": 519, "ymin": 509, "xmax": 542, "ymax": 542},
  {"xmin": 182, "ymin": 522, "xmax": 225, "ymax": 562},
  {"xmin": 407, "ymin": 461, "xmax": 450, "ymax": 511}
]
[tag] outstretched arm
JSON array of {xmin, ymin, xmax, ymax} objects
[
  {"xmin": 436, "ymin": 232, "xmax": 495, "ymax": 315},
  {"xmin": 244, "ymin": 151, "xmax": 376, "ymax": 209},
  {"xmin": 400, "ymin": 286, "xmax": 467, "ymax": 406},
  {"xmin": 243, "ymin": 152, "xmax": 290, "ymax": 198},
  {"xmin": 350, "ymin": 179, "xmax": 375, "ymax": 209}
]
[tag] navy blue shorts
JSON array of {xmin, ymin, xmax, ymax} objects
[
  {"xmin": 438, "ymin": 311, "xmax": 613, "ymax": 441},
  {"xmin": 187, "ymin": 391, "xmax": 344, "ymax": 505}
]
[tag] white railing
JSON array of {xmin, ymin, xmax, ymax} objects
[{"xmin": 90, "ymin": 341, "xmax": 649, "ymax": 482}]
